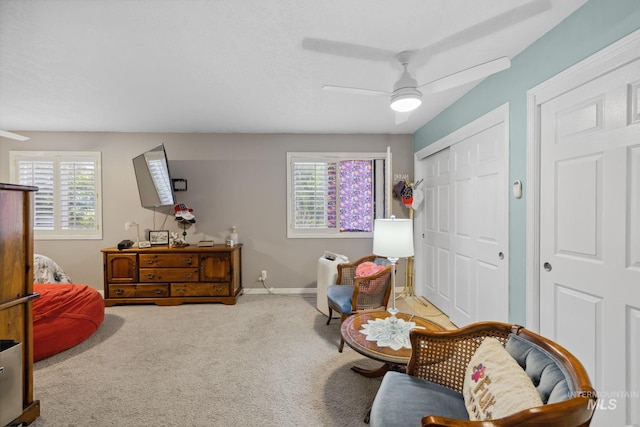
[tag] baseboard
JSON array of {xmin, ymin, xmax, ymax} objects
[
  {"xmin": 99, "ymin": 287, "xmax": 308, "ymax": 298},
  {"xmin": 242, "ymin": 287, "xmax": 405, "ymax": 295},
  {"xmin": 98, "ymin": 287, "xmax": 406, "ymax": 296},
  {"xmin": 242, "ymin": 287, "xmax": 316, "ymax": 295}
]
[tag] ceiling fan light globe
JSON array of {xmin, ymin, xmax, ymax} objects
[{"xmin": 390, "ymin": 92, "xmax": 422, "ymax": 112}]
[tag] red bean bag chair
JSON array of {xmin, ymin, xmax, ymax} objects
[{"xmin": 33, "ymin": 284, "xmax": 105, "ymax": 361}]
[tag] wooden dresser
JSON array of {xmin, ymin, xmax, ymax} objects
[
  {"xmin": 101, "ymin": 245, "xmax": 242, "ymax": 306},
  {"xmin": 0, "ymin": 184, "xmax": 41, "ymax": 425}
]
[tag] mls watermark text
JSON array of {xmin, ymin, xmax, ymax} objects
[{"xmin": 569, "ymin": 390, "xmax": 639, "ymax": 411}]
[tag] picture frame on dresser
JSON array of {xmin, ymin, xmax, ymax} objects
[{"xmin": 149, "ymin": 230, "xmax": 169, "ymax": 245}]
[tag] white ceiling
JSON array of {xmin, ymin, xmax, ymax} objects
[{"xmin": 0, "ymin": 0, "xmax": 587, "ymax": 135}]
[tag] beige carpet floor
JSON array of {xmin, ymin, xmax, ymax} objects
[{"xmin": 29, "ymin": 293, "xmax": 453, "ymax": 427}]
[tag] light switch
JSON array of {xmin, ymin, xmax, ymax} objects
[{"xmin": 513, "ymin": 180, "xmax": 523, "ymax": 199}]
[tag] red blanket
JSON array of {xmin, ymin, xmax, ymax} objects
[{"xmin": 33, "ymin": 284, "xmax": 105, "ymax": 361}]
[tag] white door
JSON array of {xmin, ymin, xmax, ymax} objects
[
  {"xmin": 415, "ymin": 105, "xmax": 509, "ymax": 327},
  {"xmin": 419, "ymin": 148, "xmax": 452, "ymax": 314},
  {"xmin": 538, "ymin": 54, "xmax": 640, "ymax": 425}
]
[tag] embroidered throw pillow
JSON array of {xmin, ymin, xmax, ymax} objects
[{"xmin": 463, "ymin": 337, "xmax": 543, "ymax": 420}]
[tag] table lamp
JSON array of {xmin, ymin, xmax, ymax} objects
[{"xmin": 373, "ymin": 216, "xmax": 414, "ymax": 323}]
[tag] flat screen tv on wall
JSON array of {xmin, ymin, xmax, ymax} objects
[{"xmin": 132, "ymin": 144, "xmax": 176, "ymax": 209}]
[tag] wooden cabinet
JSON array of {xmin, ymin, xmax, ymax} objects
[
  {"xmin": 0, "ymin": 184, "xmax": 40, "ymax": 425},
  {"xmin": 105, "ymin": 253, "xmax": 137, "ymax": 283},
  {"xmin": 102, "ymin": 245, "xmax": 242, "ymax": 306}
]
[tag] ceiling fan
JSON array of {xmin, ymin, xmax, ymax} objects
[
  {"xmin": 0, "ymin": 130, "xmax": 29, "ymax": 141},
  {"xmin": 314, "ymin": 45, "xmax": 510, "ymax": 123},
  {"xmin": 302, "ymin": 0, "xmax": 550, "ymax": 124}
]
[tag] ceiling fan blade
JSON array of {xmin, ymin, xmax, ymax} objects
[
  {"xmin": 395, "ymin": 111, "xmax": 411, "ymax": 125},
  {"xmin": 322, "ymin": 85, "xmax": 389, "ymax": 97},
  {"xmin": 302, "ymin": 37, "xmax": 397, "ymax": 63},
  {"xmin": 413, "ymin": 0, "xmax": 550, "ymax": 66},
  {"xmin": 0, "ymin": 130, "xmax": 29, "ymax": 141},
  {"xmin": 420, "ymin": 56, "xmax": 511, "ymax": 93}
]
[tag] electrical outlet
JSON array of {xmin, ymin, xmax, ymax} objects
[{"xmin": 261, "ymin": 270, "xmax": 267, "ymax": 281}]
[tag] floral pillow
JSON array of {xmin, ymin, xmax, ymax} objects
[
  {"xmin": 463, "ymin": 337, "xmax": 543, "ymax": 421},
  {"xmin": 33, "ymin": 254, "xmax": 73, "ymax": 284}
]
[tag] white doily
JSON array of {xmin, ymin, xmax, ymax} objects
[{"xmin": 359, "ymin": 317, "xmax": 417, "ymax": 351}]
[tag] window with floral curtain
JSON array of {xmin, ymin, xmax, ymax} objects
[{"xmin": 287, "ymin": 152, "xmax": 387, "ymax": 238}]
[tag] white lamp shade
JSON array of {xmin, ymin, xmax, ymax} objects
[{"xmin": 373, "ymin": 217, "xmax": 414, "ymax": 258}]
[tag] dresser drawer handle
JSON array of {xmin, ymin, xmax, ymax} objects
[
  {"xmin": 145, "ymin": 259, "xmax": 155, "ymax": 265},
  {"xmin": 183, "ymin": 257, "xmax": 193, "ymax": 265},
  {"xmin": 115, "ymin": 289, "xmax": 124, "ymax": 296},
  {"xmin": 183, "ymin": 273, "xmax": 193, "ymax": 279},
  {"xmin": 145, "ymin": 274, "xmax": 155, "ymax": 280},
  {"xmin": 154, "ymin": 289, "xmax": 164, "ymax": 295}
]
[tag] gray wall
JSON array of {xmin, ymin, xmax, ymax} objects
[{"xmin": 1, "ymin": 132, "xmax": 413, "ymax": 291}]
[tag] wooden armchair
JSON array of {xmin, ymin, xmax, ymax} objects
[
  {"xmin": 370, "ymin": 322, "xmax": 597, "ymax": 426},
  {"xmin": 326, "ymin": 255, "xmax": 393, "ymax": 352}
]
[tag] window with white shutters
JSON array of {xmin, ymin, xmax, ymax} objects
[
  {"xmin": 292, "ymin": 161, "xmax": 337, "ymax": 230},
  {"xmin": 10, "ymin": 151, "xmax": 102, "ymax": 240},
  {"xmin": 287, "ymin": 152, "xmax": 388, "ymax": 238}
]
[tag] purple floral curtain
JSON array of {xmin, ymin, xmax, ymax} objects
[
  {"xmin": 326, "ymin": 163, "xmax": 337, "ymax": 228},
  {"xmin": 339, "ymin": 160, "xmax": 373, "ymax": 232}
]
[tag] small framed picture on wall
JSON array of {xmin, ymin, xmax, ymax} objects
[{"xmin": 149, "ymin": 230, "xmax": 169, "ymax": 245}]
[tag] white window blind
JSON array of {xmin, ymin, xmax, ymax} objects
[
  {"xmin": 10, "ymin": 151, "xmax": 102, "ymax": 240},
  {"xmin": 292, "ymin": 161, "xmax": 337, "ymax": 229}
]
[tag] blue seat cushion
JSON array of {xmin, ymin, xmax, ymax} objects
[
  {"xmin": 374, "ymin": 257, "xmax": 392, "ymax": 267},
  {"xmin": 505, "ymin": 334, "xmax": 573, "ymax": 404},
  {"xmin": 370, "ymin": 371, "xmax": 468, "ymax": 427},
  {"xmin": 326, "ymin": 285, "xmax": 354, "ymax": 314}
]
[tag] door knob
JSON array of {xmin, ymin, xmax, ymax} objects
[
  {"xmin": 543, "ymin": 262, "xmax": 552, "ymax": 272},
  {"xmin": 498, "ymin": 252, "xmax": 504, "ymax": 260}
]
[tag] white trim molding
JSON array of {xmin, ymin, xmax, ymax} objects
[{"xmin": 414, "ymin": 103, "xmax": 510, "ymax": 161}]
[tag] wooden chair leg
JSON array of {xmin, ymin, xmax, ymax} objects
[
  {"xmin": 326, "ymin": 307, "xmax": 333, "ymax": 325},
  {"xmin": 338, "ymin": 313, "xmax": 349, "ymax": 352}
]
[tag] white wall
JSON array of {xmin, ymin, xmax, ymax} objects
[{"xmin": 1, "ymin": 132, "xmax": 413, "ymax": 291}]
